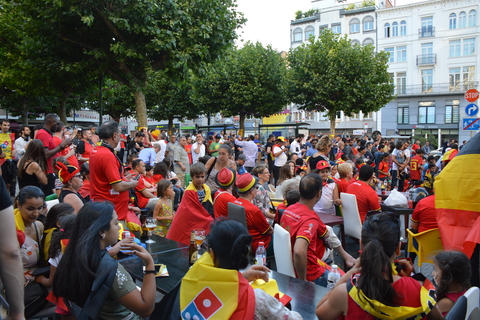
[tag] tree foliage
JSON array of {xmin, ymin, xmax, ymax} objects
[
  {"xmin": 195, "ymin": 42, "xmax": 288, "ymax": 133},
  {"xmin": 0, "ymin": 0, "xmax": 245, "ymax": 127},
  {"xmin": 287, "ymin": 30, "xmax": 395, "ymax": 135}
]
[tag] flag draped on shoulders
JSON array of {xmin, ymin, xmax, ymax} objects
[
  {"xmin": 435, "ymin": 132, "xmax": 480, "ymax": 257},
  {"xmin": 167, "ymin": 183, "xmax": 213, "ymax": 245}
]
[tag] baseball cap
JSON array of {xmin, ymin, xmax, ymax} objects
[
  {"xmin": 215, "ymin": 134, "xmax": 221, "ymax": 139},
  {"xmin": 316, "ymin": 160, "xmax": 331, "ymax": 170},
  {"xmin": 238, "ymin": 154, "xmax": 247, "ymax": 161}
]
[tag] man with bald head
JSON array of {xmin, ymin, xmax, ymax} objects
[{"xmin": 35, "ymin": 113, "xmax": 72, "ymax": 195}]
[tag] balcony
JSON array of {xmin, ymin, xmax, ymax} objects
[
  {"xmin": 418, "ymin": 26, "xmax": 435, "ymax": 38},
  {"xmin": 395, "ymin": 81, "xmax": 478, "ymax": 96},
  {"xmin": 416, "ymin": 54, "xmax": 436, "ymax": 66}
]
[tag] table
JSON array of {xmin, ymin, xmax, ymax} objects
[
  {"xmin": 317, "ymin": 212, "xmax": 346, "ymax": 269},
  {"xmin": 381, "ymin": 204, "xmax": 414, "ymax": 238},
  {"xmin": 142, "ymin": 234, "xmax": 189, "ymax": 254},
  {"xmin": 271, "ymin": 270, "xmax": 328, "ymax": 320},
  {"xmin": 120, "ymin": 247, "xmax": 190, "ymax": 295}
]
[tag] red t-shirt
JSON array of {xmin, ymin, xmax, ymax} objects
[
  {"xmin": 90, "ymin": 146, "xmax": 129, "ymax": 220},
  {"xmin": 213, "ymin": 190, "xmax": 236, "ymax": 219},
  {"xmin": 411, "ymin": 195, "xmax": 437, "ymax": 233},
  {"xmin": 378, "ymin": 161, "xmax": 389, "ymax": 179},
  {"xmin": 133, "ymin": 174, "xmax": 149, "ymax": 208},
  {"xmin": 280, "ymin": 202, "xmax": 328, "ymax": 282},
  {"xmin": 346, "ymin": 180, "xmax": 381, "ymax": 223},
  {"xmin": 52, "ymin": 136, "xmax": 80, "ymax": 169},
  {"xmin": 77, "ymin": 139, "xmax": 95, "ymax": 166},
  {"xmin": 78, "ymin": 179, "xmax": 90, "ymax": 200},
  {"xmin": 35, "ymin": 128, "xmax": 57, "ymax": 173},
  {"xmin": 335, "ymin": 178, "xmax": 350, "ymax": 194},
  {"xmin": 185, "ymin": 144, "xmax": 193, "ymax": 164},
  {"xmin": 409, "ymin": 155, "xmax": 424, "ymax": 181},
  {"xmin": 233, "ymin": 198, "xmax": 271, "ymax": 252}
]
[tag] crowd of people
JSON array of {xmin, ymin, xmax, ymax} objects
[{"xmin": 0, "ymin": 113, "xmax": 477, "ymax": 319}]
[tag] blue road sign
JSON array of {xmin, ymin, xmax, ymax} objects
[
  {"xmin": 463, "ymin": 118, "xmax": 480, "ymax": 130},
  {"xmin": 465, "ymin": 104, "xmax": 479, "ymax": 116}
]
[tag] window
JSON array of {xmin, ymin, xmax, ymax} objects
[
  {"xmin": 384, "ymin": 47, "xmax": 394, "ymax": 62},
  {"xmin": 363, "ymin": 38, "xmax": 374, "ymax": 46},
  {"xmin": 332, "ymin": 24, "xmax": 341, "ymax": 34},
  {"xmin": 469, "ymin": 10, "xmax": 477, "ymax": 27},
  {"xmin": 384, "ymin": 23, "xmax": 390, "ymax": 37},
  {"xmin": 392, "ymin": 22, "xmax": 398, "ymax": 36},
  {"xmin": 421, "ymin": 69, "xmax": 433, "ymax": 93},
  {"xmin": 293, "ymin": 28, "xmax": 302, "ymax": 42},
  {"xmin": 400, "ymin": 21, "xmax": 407, "ymax": 35},
  {"xmin": 319, "ymin": 25, "xmax": 328, "ymax": 34},
  {"xmin": 449, "ymin": 40, "xmax": 461, "ymax": 57},
  {"xmin": 396, "ymin": 72, "xmax": 406, "ymax": 94},
  {"xmin": 421, "ymin": 17, "xmax": 433, "ymax": 37},
  {"xmin": 463, "ymin": 66, "xmax": 476, "ymax": 90},
  {"xmin": 305, "ymin": 26, "xmax": 314, "ymax": 40},
  {"xmin": 445, "ymin": 100, "xmax": 460, "ymax": 124},
  {"xmin": 449, "ymin": 67, "xmax": 461, "ymax": 91},
  {"xmin": 463, "ymin": 38, "xmax": 475, "ymax": 56},
  {"xmin": 449, "ymin": 13, "xmax": 457, "ymax": 29},
  {"xmin": 459, "ymin": 12, "xmax": 467, "ymax": 28},
  {"xmin": 363, "ymin": 16, "xmax": 374, "ymax": 31},
  {"xmin": 397, "ymin": 46, "xmax": 406, "ymax": 62},
  {"xmin": 351, "ymin": 39, "xmax": 360, "ymax": 46},
  {"xmin": 418, "ymin": 101, "xmax": 435, "ymax": 124},
  {"xmin": 397, "ymin": 103, "xmax": 409, "ymax": 124},
  {"xmin": 350, "ymin": 18, "xmax": 360, "ymax": 33}
]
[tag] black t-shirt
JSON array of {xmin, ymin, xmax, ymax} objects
[
  {"xmin": 0, "ymin": 177, "xmax": 12, "ymax": 210},
  {"xmin": 265, "ymin": 141, "xmax": 274, "ymax": 163}
]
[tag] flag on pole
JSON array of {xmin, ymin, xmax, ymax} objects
[{"xmin": 435, "ymin": 133, "xmax": 480, "ymax": 258}]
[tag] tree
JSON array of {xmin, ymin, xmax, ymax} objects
[
  {"xmin": 0, "ymin": 0, "xmax": 245, "ymax": 127},
  {"xmin": 195, "ymin": 42, "xmax": 288, "ymax": 133},
  {"xmin": 288, "ymin": 30, "xmax": 395, "ymax": 136}
]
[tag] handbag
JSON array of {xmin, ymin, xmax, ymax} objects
[{"xmin": 24, "ymin": 280, "xmax": 49, "ymax": 319}]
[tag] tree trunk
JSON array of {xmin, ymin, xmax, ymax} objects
[
  {"xmin": 329, "ymin": 113, "xmax": 336, "ymax": 137},
  {"xmin": 21, "ymin": 98, "xmax": 29, "ymax": 126},
  {"xmin": 239, "ymin": 112, "xmax": 246, "ymax": 137},
  {"xmin": 58, "ymin": 92, "xmax": 69, "ymax": 126},
  {"xmin": 134, "ymin": 90, "xmax": 148, "ymax": 127},
  {"xmin": 168, "ymin": 117, "xmax": 174, "ymax": 135}
]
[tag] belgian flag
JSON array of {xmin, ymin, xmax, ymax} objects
[{"xmin": 435, "ymin": 132, "xmax": 480, "ymax": 258}]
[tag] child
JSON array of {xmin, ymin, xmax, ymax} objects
[
  {"xmin": 143, "ymin": 164, "xmax": 156, "ymax": 186},
  {"xmin": 77, "ymin": 162, "xmax": 91, "ymax": 202},
  {"xmin": 378, "ymin": 152, "xmax": 391, "ymax": 181},
  {"xmin": 52, "ymin": 157, "xmax": 69, "ymax": 197},
  {"xmin": 424, "ymin": 163, "xmax": 439, "ymax": 194},
  {"xmin": 166, "ymin": 162, "xmax": 214, "ymax": 245},
  {"xmin": 409, "ymin": 148, "xmax": 424, "ymax": 184},
  {"xmin": 153, "ymin": 180, "xmax": 175, "ymax": 237},
  {"xmin": 433, "ymin": 251, "xmax": 471, "ymax": 316},
  {"xmin": 314, "ymin": 160, "xmax": 341, "ymax": 215}
]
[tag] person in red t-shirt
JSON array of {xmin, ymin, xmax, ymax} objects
[
  {"xmin": 131, "ymin": 159, "xmax": 158, "ymax": 210},
  {"xmin": 335, "ymin": 162, "xmax": 354, "ymax": 194},
  {"xmin": 35, "ymin": 114, "xmax": 72, "ymax": 195},
  {"xmin": 53, "ymin": 121, "xmax": 79, "ymax": 169},
  {"xmin": 76, "ymin": 129, "xmax": 96, "ymax": 167},
  {"xmin": 410, "ymin": 194, "xmax": 437, "ymax": 234},
  {"xmin": 280, "ymin": 173, "xmax": 330, "ymax": 286},
  {"xmin": 411, "ymin": 139, "xmax": 421, "ymax": 154},
  {"xmin": 346, "ymin": 165, "xmax": 381, "ymax": 223},
  {"xmin": 89, "ymin": 121, "xmax": 140, "ymax": 230},
  {"xmin": 213, "ymin": 167, "xmax": 236, "ymax": 219},
  {"xmin": 409, "ymin": 149, "xmax": 424, "ymax": 183},
  {"xmin": 378, "ymin": 152, "xmax": 391, "ymax": 181},
  {"xmin": 233, "ymin": 173, "xmax": 272, "ymax": 253}
]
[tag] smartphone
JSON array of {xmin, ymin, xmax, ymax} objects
[{"xmin": 134, "ymin": 175, "xmax": 141, "ymax": 181}]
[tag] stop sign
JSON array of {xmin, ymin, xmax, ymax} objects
[{"xmin": 465, "ymin": 89, "xmax": 479, "ymax": 102}]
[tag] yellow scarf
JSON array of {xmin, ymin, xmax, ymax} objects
[
  {"xmin": 186, "ymin": 182, "xmax": 213, "ymax": 204},
  {"xmin": 43, "ymin": 227, "xmax": 57, "ymax": 260},
  {"xmin": 14, "ymin": 208, "xmax": 25, "ymax": 231}
]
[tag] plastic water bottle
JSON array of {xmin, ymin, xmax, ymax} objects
[
  {"xmin": 255, "ymin": 242, "xmax": 266, "ymax": 267},
  {"xmin": 327, "ymin": 264, "xmax": 341, "ymax": 291}
]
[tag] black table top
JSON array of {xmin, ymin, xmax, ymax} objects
[
  {"xmin": 120, "ymin": 248, "xmax": 190, "ymax": 295},
  {"xmin": 381, "ymin": 204, "xmax": 414, "ymax": 215},
  {"xmin": 271, "ymin": 270, "xmax": 328, "ymax": 320},
  {"xmin": 142, "ymin": 234, "xmax": 189, "ymax": 254}
]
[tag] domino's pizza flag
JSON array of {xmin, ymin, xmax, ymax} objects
[
  {"xmin": 435, "ymin": 131, "xmax": 480, "ymax": 258},
  {"xmin": 180, "ymin": 253, "xmax": 255, "ymax": 319}
]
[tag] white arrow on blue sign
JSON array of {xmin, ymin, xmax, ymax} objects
[
  {"xmin": 465, "ymin": 104, "xmax": 479, "ymax": 116},
  {"xmin": 463, "ymin": 118, "xmax": 480, "ymax": 130}
]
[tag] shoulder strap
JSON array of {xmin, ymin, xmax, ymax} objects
[
  {"xmin": 24, "ymin": 160, "xmax": 34, "ymax": 171},
  {"xmin": 206, "ymin": 157, "xmax": 217, "ymax": 180}
]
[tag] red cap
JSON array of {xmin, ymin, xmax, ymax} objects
[{"xmin": 316, "ymin": 160, "xmax": 331, "ymax": 170}]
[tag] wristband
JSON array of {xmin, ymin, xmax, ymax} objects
[{"xmin": 143, "ymin": 270, "xmax": 156, "ymax": 275}]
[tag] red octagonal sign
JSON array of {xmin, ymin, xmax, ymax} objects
[{"xmin": 465, "ymin": 89, "xmax": 479, "ymax": 102}]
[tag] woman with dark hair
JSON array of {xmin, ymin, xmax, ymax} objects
[
  {"xmin": 204, "ymin": 144, "xmax": 237, "ymax": 195},
  {"xmin": 316, "ymin": 213, "xmax": 442, "ymax": 320},
  {"xmin": 17, "ymin": 139, "xmax": 48, "ymax": 189},
  {"xmin": 252, "ymin": 165, "xmax": 275, "ymax": 223},
  {"xmin": 53, "ymin": 202, "xmax": 156, "ymax": 319},
  {"xmin": 42, "ymin": 203, "xmax": 75, "ymax": 264},
  {"xmin": 181, "ymin": 219, "xmax": 302, "ymax": 319},
  {"xmin": 15, "ymin": 186, "xmax": 45, "ymax": 280},
  {"xmin": 56, "ymin": 163, "xmax": 86, "ymax": 213},
  {"xmin": 274, "ymin": 164, "xmax": 294, "ymax": 198}
]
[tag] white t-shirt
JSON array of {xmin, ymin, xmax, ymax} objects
[
  {"xmin": 273, "ymin": 145, "xmax": 287, "ymax": 167},
  {"xmin": 191, "ymin": 142, "xmax": 206, "ymax": 164},
  {"xmin": 290, "ymin": 140, "xmax": 302, "ymax": 157},
  {"xmin": 155, "ymin": 140, "xmax": 167, "ymax": 163},
  {"xmin": 313, "ymin": 181, "xmax": 336, "ymax": 215}
]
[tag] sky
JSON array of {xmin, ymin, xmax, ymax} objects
[{"xmin": 235, "ymin": 0, "xmax": 423, "ymax": 52}]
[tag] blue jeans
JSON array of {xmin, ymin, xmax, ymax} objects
[{"xmin": 313, "ymin": 269, "xmax": 330, "ymax": 287}]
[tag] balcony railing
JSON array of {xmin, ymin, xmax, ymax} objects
[
  {"xmin": 416, "ymin": 53, "xmax": 437, "ymax": 66},
  {"xmin": 418, "ymin": 26, "xmax": 435, "ymax": 38},
  {"xmin": 395, "ymin": 81, "xmax": 478, "ymax": 95}
]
